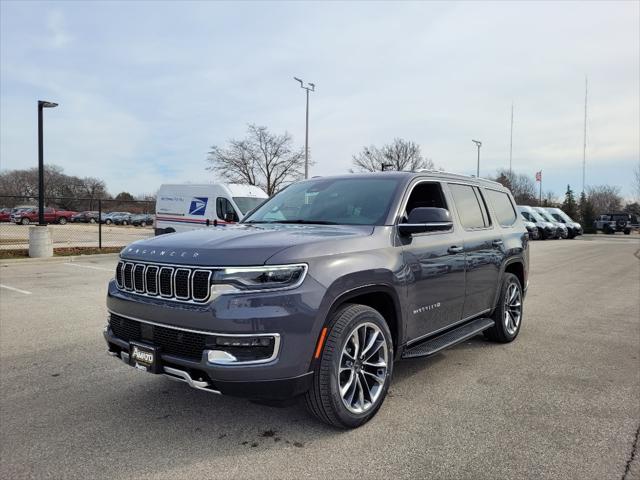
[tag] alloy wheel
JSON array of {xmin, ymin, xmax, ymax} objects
[
  {"xmin": 504, "ymin": 282, "xmax": 522, "ymax": 335},
  {"xmin": 338, "ymin": 322, "xmax": 388, "ymax": 414}
]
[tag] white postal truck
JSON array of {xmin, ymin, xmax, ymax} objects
[{"xmin": 154, "ymin": 183, "xmax": 268, "ymax": 235}]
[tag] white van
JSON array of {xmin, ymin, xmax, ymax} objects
[{"xmin": 154, "ymin": 183, "xmax": 268, "ymax": 235}]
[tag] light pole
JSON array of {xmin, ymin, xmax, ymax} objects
[
  {"xmin": 472, "ymin": 139, "xmax": 482, "ymax": 177},
  {"xmin": 38, "ymin": 100, "xmax": 58, "ymax": 225},
  {"xmin": 294, "ymin": 77, "xmax": 315, "ymax": 179}
]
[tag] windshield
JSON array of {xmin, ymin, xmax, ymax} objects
[
  {"xmin": 551, "ymin": 209, "xmax": 574, "ymax": 223},
  {"xmin": 243, "ymin": 177, "xmax": 402, "ymax": 226},
  {"xmin": 233, "ymin": 196, "xmax": 265, "ymax": 215},
  {"xmin": 535, "ymin": 209, "xmax": 556, "ymax": 222},
  {"xmin": 521, "ymin": 209, "xmax": 546, "ymax": 223}
]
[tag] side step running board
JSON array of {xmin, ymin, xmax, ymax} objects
[{"xmin": 402, "ymin": 317, "xmax": 495, "ymax": 359}]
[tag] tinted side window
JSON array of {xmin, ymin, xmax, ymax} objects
[
  {"xmin": 486, "ymin": 189, "xmax": 517, "ymax": 227},
  {"xmin": 448, "ymin": 183, "xmax": 486, "ymax": 229},
  {"xmin": 216, "ymin": 197, "xmax": 238, "ymax": 221}
]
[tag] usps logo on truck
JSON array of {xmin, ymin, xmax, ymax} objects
[{"xmin": 188, "ymin": 197, "xmax": 208, "ymax": 216}]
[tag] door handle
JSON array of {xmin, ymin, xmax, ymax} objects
[
  {"xmin": 448, "ymin": 246, "xmax": 464, "ymax": 254},
  {"xmin": 492, "ymin": 239, "xmax": 504, "ymax": 247}
]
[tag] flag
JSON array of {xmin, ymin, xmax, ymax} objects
[{"xmin": 535, "ymin": 171, "xmax": 542, "ymax": 182}]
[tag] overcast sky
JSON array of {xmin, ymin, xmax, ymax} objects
[{"xmin": 1, "ymin": 1, "xmax": 638, "ymax": 199}]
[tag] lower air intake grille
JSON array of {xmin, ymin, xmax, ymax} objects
[{"xmin": 109, "ymin": 314, "xmax": 208, "ymax": 361}]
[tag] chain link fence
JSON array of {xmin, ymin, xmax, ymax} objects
[{"xmin": 0, "ymin": 195, "xmax": 155, "ymax": 252}]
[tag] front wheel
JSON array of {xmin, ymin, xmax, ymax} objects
[
  {"xmin": 20, "ymin": 217, "xmax": 30, "ymax": 225},
  {"xmin": 485, "ymin": 273, "xmax": 523, "ymax": 343},
  {"xmin": 624, "ymin": 229, "xmax": 631, "ymax": 235},
  {"xmin": 305, "ymin": 304, "xmax": 393, "ymax": 429},
  {"xmin": 89, "ymin": 218, "xmax": 96, "ymax": 224},
  {"xmin": 57, "ymin": 217, "xmax": 67, "ymax": 225},
  {"xmin": 105, "ymin": 219, "xmax": 112, "ymax": 225}
]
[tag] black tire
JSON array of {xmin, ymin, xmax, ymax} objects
[
  {"xmin": 624, "ymin": 229, "xmax": 631, "ymax": 235},
  {"xmin": 20, "ymin": 217, "xmax": 30, "ymax": 225},
  {"xmin": 305, "ymin": 304, "xmax": 394, "ymax": 429},
  {"xmin": 57, "ymin": 217, "xmax": 67, "ymax": 225},
  {"xmin": 105, "ymin": 219, "xmax": 112, "ymax": 225},
  {"xmin": 484, "ymin": 273, "xmax": 523, "ymax": 343}
]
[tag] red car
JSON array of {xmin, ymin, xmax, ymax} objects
[
  {"xmin": 11, "ymin": 207, "xmax": 78, "ymax": 225},
  {"xmin": 0, "ymin": 208, "xmax": 11, "ymax": 222}
]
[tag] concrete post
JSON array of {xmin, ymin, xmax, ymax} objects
[{"xmin": 29, "ymin": 225, "xmax": 53, "ymax": 258}]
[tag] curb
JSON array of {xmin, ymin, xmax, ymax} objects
[{"xmin": 1, "ymin": 252, "xmax": 119, "ymax": 267}]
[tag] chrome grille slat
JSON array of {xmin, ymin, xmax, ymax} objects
[
  {"xmin": 159, "ymin": 267, "xmax": 174, "ymax": 297},
  {"xmin": 123, "ymin": 263, "xmax": 134, "ymax": 290},
  {"xmin": 133, "ymin": 264, "xmax": 146, "ymax": 293},
  {"xmin": 145, "ymin": 266, "xmax": 159, "ymax": 295},
  {"xmin": 174, "ymin": 268, "xmax": 191, "ymax": 300}
]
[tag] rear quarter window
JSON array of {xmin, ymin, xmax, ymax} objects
[{"xmin": 486, "ymin": 189, "xmax": 517, "ymax": 227}]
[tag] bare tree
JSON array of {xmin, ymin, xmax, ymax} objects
[
  {"xmin": 587, "ymin": 185, "xmax": 623, "ymax": 214},
  {"xmin": 207, "ymin": 124, "xmax": 304, "ymax": 196},
  {"xmin": 351, "ymin": 138, "xmax": 434, "ymax": 172},
  {"xmin": 493, "ymin": 169, "xmax": 537, "ymax": 205}
]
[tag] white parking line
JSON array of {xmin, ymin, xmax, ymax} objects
[
  {"xmin": 0, "ymin": 284, "xmax": 32, "ymax": 295},
  {"xmin": 64, "ymin": 263, "xmax": 114, "ymax": 273}
]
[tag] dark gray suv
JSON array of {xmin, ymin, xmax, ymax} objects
[{"xmin": 105, "ymin": 172, "xmax": 529, "ymax": 428}]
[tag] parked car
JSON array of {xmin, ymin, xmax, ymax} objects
[
  {"xmin": 71, "ymin": 211, "xmax": 99, "ymax": 223},
  {"xmin": 112, "ymin": 213, "xmax": 133, "ymax": 225},
  {"xmin": 593, "ymin": 213, "xmax": 632, "ymax": 235},
  {"xmin": 518, "ymin": 206, "xmax": 557, "ymax": 239},
  {"xmin": 0, "ymin": 208, "xmax": 12, "ymax": 222},
  {"xmin": 533, "ymin": 207, "xmax": 568, "ymax": 239},
  {"xmin": 105, "ymin": 171, "xmax": 529, "ymax": 428},
  {"xmin": 102, "ymin": 212, "xmax": 131, "ymax": 225},
  {"xmin": 521, "ymin": 218, "xmax": 540, "ymax": 240},
  {"xmin": 544, "ymin": 207, "xmax": 582, "ymax": 238},
  {"xmin": 131, "ymin": 214, "xmax": 154, "ymax": 227},
  {"xmin": 11, "ymin": 207, "xmax": 77, "ymax": 225},
  {"xmin": 155, "ymin": 183, "xmax": 268, "ymax": 235}
]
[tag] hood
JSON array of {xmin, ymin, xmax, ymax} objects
[{"xmin": 120, "ymin": 223, "xmax": 374, "ymax": 266}]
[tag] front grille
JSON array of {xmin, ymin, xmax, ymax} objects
[
  {"xmin": 109, "ymin": 314, "xmax": 209, "ymax": 361},
  {"xmin": 116, "ymin": 261, "xmax": 212, "ymax": 303}
]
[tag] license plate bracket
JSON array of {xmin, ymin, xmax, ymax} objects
[{"xmin": 129, "ymin": 342, "xmax": 162, "ymax": 374}]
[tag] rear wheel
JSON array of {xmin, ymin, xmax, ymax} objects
[
  {"xmin": 57, "ymin": 217, "xmax": 67, "ymax": 225},
  {"xmin": 485, "ymin": 273, "xmax": 523, "ymax": 343},
  {"xmin": 89, "ymin": 217, "xmax": 96, "ymax": 224},
  {"xmin": 122, "ymin": 220, "xmax": 128, "ymax": 226},
  {"xmin": 20, "ymin": 217, "xmax": 30, "ymax": 225},
  {"xmin": 140, "ymin": 221, "xmax": 146, "ymax": 227},
  {"xmin": 105, "ymin": 219, "xmax": 112, "ymax": 225},
  {"xmin": 305, "ymin": 304, "xmax": 393, "ymax": 429},
  {"xmin": 624, "ymin": 229, "xmax": 631, "ymax": 235}
]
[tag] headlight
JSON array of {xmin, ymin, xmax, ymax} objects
[{"xmin": 212, "ymin": 264, "xmax": 307, "ymax": 292}]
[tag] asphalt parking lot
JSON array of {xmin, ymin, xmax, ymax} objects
[{"xmin": 1, "ymin": 235, "xmax": 638, "ymax": 480}]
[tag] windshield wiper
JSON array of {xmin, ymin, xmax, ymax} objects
[{"xmin": 273, "ymin": 220, "xmax": 340, "ymax": 225}]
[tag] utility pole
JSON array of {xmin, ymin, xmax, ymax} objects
[
  {"xmin": 582, "ymin": 76, "xmax": 588, "ymax": 194},
  {"xmin": 293, "ymin": 77, "xmax": 315, "ymax": 179},
  {"xmin": 472, "ymin": 139, "xmax": 482, "ymax": 177},
  {"xmin": 509, "ymin": 102, "xmax": 514, "ymax": 176}
]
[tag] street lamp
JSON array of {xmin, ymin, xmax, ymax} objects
[
  {"xmin": 293, "ymin": 77, "xmax": 315, "ymax": 179},
  {"xmin": 472, "ymin": 139, "xmax": 482, "ymax": 177},
  {"xmin": 38, "ymin": 100, "xmax": 58, "ymax": 225}
]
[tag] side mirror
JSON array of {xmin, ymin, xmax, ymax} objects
[
  {"xmin": 224, "ymin": 212, "xmax": 238, "ymax": 223},
  {"xmin": 398, "ymin": 207, "xmax": 453, "ymax": 236}
]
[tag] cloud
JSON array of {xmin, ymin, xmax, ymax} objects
[{"xmin": 46, "ymin": 11, "xmax": 72, "ymax": 48}]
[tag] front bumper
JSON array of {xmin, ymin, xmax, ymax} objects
[
  {"xmin": 105, "ymin": 329, "xmax": 313, "ymax": 399},
  {"xmin": 105, "ymin": 277, "xmax": 326, "ymax": 398}
]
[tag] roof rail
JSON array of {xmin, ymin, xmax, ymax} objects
[{"xmin": 416, "ymin": 169, "xmax": 503, "ymax": 187}]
